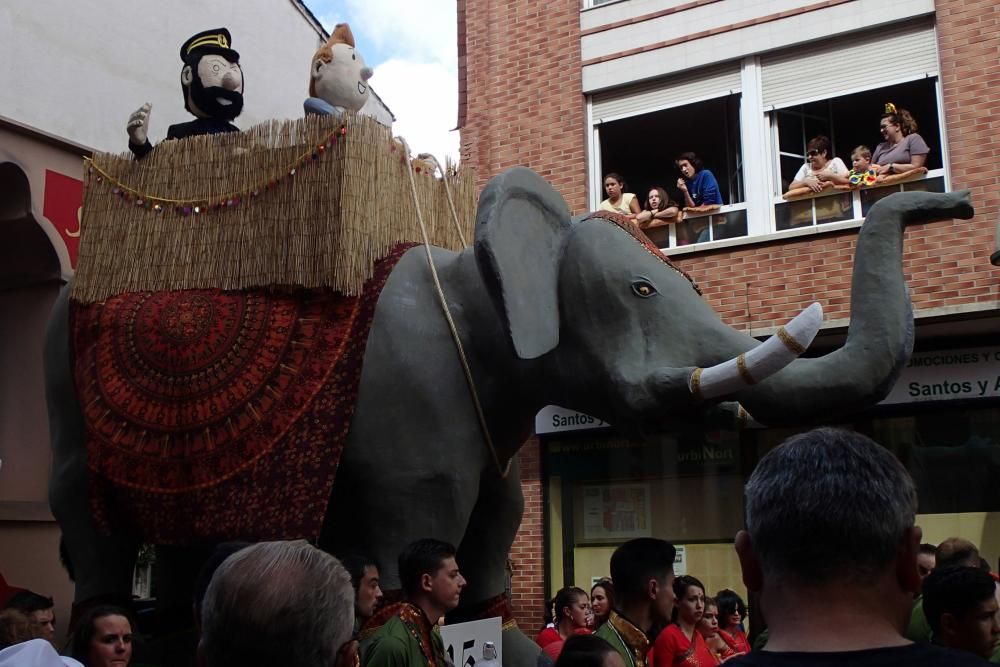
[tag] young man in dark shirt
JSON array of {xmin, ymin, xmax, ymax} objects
[
  {"xmin": 728, "ymin": 427, "xmax": 989, "ymax": 666},
  {"xmin": 922, "ymin": 566, "xmax": 1000, "ymax": 661}
]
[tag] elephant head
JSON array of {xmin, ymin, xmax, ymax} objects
[{"xmin": 473, "ymin": 167, "xmax": 974, "ymax": 430}]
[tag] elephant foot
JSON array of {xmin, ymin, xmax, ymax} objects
[{"xmin": 503, "ymin": 627, "xmax": 546, "ymax": 667}]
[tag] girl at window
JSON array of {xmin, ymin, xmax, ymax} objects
[
  {"xmin": 634, "ymin": 187, "xmax": 680, "ymax": 229},
  {"xmin": 788, "ymin": 135, "xmax": 849, "ymax": 192},
  {"xmin": 873, "ymin": 103, "xmax": 929, "ymax": 176},
  {"xmin": 600, "ymin": 173, "xmax": 641, "ymax": 217},
  {"xmin": 652, "ymin": 576, "xmax": 717, "ymax": 667},
  {"xmin": 676, "ymin": 152, "xmax": 724, "ymax": 208}
]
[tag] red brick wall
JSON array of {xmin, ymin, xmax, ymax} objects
[
  {"xmin": 458, "ymin": 0, "xmax": 588, "ymax": 213},
  {"xmin": 509, "ymin": 436, "xmax": 545, "ymax": 632}
]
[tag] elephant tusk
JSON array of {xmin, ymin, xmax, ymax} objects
[{"xmin": 689, "ymin": 302, "xmax": 823, "ymax": 401}]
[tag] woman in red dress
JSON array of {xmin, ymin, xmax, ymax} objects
[
  {"xmin": 714, "ymin": 589, "xmax": 751, "ymax": 655},
  {"xmin": 536, "ymin": 587, "xmax": 592, "ymax": 651},
  {"xmin": 651, "ymin": 576, "xmax": 718, "ymax": 666},
  {"xmin": 698, "ymin": 598, "xmax": 745, "ymax": 663}
]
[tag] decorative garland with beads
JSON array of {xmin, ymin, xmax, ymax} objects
[{"xmin": 85, "ymin": 125, "xmax": 441, "ymax": 217}]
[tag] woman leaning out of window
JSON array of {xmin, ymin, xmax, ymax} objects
[
  {"xmin": 635, "ymin": 187, "xmax": 680, "ymax": 229},
  {"xmin": 789, "ymin": 135, "xmax": 849, "ymax": 193},
  {"xmin": 600, "ymin": 173, "xmax": 642, "ymax": 218},
  {"xmin": 873, "ymin": 102, "xmax": 929, "ymax": 177}
]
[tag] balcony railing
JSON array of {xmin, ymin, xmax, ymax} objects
[
  {"xmin": 640, "ymin": 168, "xmax": 946, "ymax": 250},
  {"xmin": 774, "ymin": 168, "xmax": 946, "ymax": 231}
]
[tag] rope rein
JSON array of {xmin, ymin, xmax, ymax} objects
[{"xmin": 399, "ymin": 139, "xmax": 511, "ymax": 479}]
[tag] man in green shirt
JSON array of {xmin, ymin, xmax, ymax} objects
[
  {"xmin": 364, "ymin": 539, "xmax": 466, "ymax": 667},
  {"xmin": 595, "ymin": 538, "xmax": 677, "ymax": 667}
]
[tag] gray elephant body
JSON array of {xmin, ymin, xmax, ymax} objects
[{"xmin": 44, "ymin": 168, "xmax": 974, "ymax": 666}]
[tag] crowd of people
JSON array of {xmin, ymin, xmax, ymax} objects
[
  {"xmin": 535, "ymin": 428, "xmax": 998, "ymax": 667},
  {"xmin": 2, "ymin": 427, "xmax": 998, "ymax": 666}
]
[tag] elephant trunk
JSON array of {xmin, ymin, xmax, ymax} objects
[{"xmin": 734, "ymin": 190, "xmax": 974, "ymax": 425}]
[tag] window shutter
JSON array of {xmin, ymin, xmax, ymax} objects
[
  {"xmin": 591, "ymin": 63, "xmax": 742, "ymax": 123},
  {"xmin": 761, "ymin": 20, "xmax": 937, "ymax": 110}
]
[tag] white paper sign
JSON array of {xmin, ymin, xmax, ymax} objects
[
  {"xmin": 440, "ymin": 617, "xmax": 502, "ymax": 667},
  {"xmin": 674, "ymin": 545, "xmax": 687, "ymax": 576}
]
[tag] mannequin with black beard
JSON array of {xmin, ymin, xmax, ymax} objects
[{"xmin": 127, "ymin": 28, "xmax": 244, "ymax": 159}]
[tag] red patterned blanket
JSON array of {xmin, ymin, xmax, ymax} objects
[{"xmin": 70, "ymin": 244, "xmax": 414, "ymax": 544}]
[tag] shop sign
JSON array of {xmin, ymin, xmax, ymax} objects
[
  {"xmin": 881, "ymin": 347, "xmax": 1000, "ymax": 405},
  {"xmin": 535, "ymin": 347, "xmax": 1000, "ymax": 434},
  {"xmin": 535, "ymin": 405, "xmax": 610, "ymax": 434}
]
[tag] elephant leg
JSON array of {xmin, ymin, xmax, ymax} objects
[
  {"xmin": 320, "ymin": 459, "xmax": 479, "ymax": 591},
  {"xmin": 44, "ymin": 284, "xmax": 138, "ymax": 607},
  {"xmin": 452, "ymin": 459, "xmax": 543, "ymax": 667}
]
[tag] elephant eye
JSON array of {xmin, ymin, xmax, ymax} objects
[{"xmin": 631, "ymin": 280, "xmax": 657, "ymax": 298}]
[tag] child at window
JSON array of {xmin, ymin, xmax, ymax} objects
[{"xmin": 847, "ymin": 145, "xmax": 880, "ymax": 188}]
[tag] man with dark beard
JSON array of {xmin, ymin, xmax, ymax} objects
[{"xmin": 127, "ymin": 28, "xmax": 244, "ymax": 158}]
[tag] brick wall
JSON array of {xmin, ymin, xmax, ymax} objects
[
  {"xmin": 509, "ymin": 436, "xmax": 545, "ymax": 632},
  {"xmin": 457, "ymin": 0, "xmax": 588, "ymax": 213}
]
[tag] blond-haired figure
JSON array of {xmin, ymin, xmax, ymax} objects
[{"xmin": 305, "ymin": 23, "xmax": 374, "ymax": 117}]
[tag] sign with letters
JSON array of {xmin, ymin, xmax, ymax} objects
[
  {"xmin": 535, "ymin": 405, "xmax": 610, "ymax": 435},
  {"xmin": 881, "ymin": 346, "xmax": 1000, "ymax": 405},
  {"xmin": 440, "ymin": 617, "xmax": 502, "ymax": 667},
  {"xmin": 534, "ymin": 347, "xmax": 1000, "ymax": 434}
]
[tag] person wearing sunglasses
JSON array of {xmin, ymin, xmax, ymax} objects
[{"xmin": 788, "ymin": 135, "xmax": 849, "ymax": 194}]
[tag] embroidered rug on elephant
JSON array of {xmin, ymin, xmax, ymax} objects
[{"xmin": 70, "ymin": 243, "xmax": 415, "ymax": 544}]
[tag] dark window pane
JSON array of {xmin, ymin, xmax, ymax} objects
[
  {"xmin": 814, "ymin": 192, "xmax": 853, "ymax": 224},
  {"xmin": 781, "ymin": 156, "xmax": 805, "ymax": 192},
  {"xmin": 712, "ymin": 210, "xmax": 748, "ymax": 240},
  {"xmin": 775, "ymin": 200, "xmax": 814, "ymax": 230},
  {"xmin": 777, "ymin": 111, "xmax": 803, "ymax": 155}
]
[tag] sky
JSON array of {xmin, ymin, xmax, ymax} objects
[{"xmin": 305, "ymin": 0, "xmax": 460, "ymax": 164}]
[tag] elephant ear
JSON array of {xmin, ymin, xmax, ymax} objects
[{"xmin": 475, "ymin": 167, "xmax": 572, "ymax": 360}]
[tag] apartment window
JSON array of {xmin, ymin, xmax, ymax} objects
[{"xmin": 596, "ymin": 94, "xmax": 747, "ymax": 246}]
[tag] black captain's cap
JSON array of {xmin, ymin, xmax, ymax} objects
[{"xmin": 180, "ymin": 28, "xmax": 239, "ymax": 64}]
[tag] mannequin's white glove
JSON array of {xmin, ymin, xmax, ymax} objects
[{"xmin": 127, "ymin": 103, "xmax": 152, "ymax": 145}]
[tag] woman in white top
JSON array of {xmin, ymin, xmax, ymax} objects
[
  {"xmin": 599, "ymin": 173, "xmax": 641, "ymax": 217},
  {"xmin": 789, "ymin": 135, "xmax": 849, "ymax": 193}
]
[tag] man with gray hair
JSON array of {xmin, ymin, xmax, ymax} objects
[
  {"xmin": 728, "ymin": 428, "xmax": 988, "ymax": 666},
  {"xmin": 198, "ymin": 540, "xmax": 356, "ymax": 667}
]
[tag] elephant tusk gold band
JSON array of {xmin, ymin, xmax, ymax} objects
[
  {"xmin": 776, "ymin": 326, "xmax": 807, "ymax": 355},
  {"xmin": 689, "ymin": 367, "xmax": 704, "ymax": 400},
  {"xmin": 736, "ymin": 353, "xmax": 757, "ymax": 385},
  {"xmin": 400, "ymin": 137, "xmax": 511, "ymax": 479}
]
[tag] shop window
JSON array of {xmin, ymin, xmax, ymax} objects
[
  {"xmin": 544, "ymin": 426, "xmax": 749, "ymax": 598},
  {"xmin": 772, "ymin": 78, "xmax": 944, "ymax": 231},
  {"xmin": 597, "ymin": 95, "xmax": 745, "ymax": 246}
]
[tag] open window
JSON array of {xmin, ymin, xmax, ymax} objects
[
  {"xmin": 596, "ymin": 94, "xmax": 746, "ymax": 245},
  {"xmin": 772, "ymin": 78, "xmax": 945, "ymax": 230}
]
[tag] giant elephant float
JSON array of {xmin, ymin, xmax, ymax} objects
[{"xmin": 45, "ymin": 167, "xmax": 973, "ymax": 665}]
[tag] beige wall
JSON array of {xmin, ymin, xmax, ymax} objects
[{"xmin": 0, "ymin": 523, "xmax": 74, "ymax": 642}]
